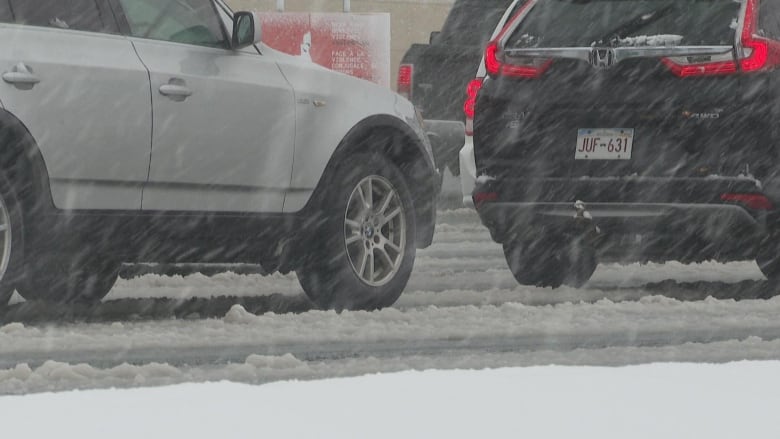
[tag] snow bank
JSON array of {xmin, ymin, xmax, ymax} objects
[
  {"xmin": 3, "ymin": 362, "xmax": 780, "ymax": 439},
  {"xmin": 6, "ymin": 336, "xmax": 780, "ymax": 395}
]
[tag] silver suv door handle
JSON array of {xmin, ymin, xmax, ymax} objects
[
  {"xmin": 2, "ymin": 63, "xmax": 40, "ymax": 88},
  {"xmin": 159, "ymin": 81, "xmax": 192, "ymax": 101}
]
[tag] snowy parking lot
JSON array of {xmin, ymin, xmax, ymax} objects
[
  {"xmin": 5, "ymin": 0, "xmax": 780, "ymax": 435},
  {"xmin": 2, "ymin": 207, "xmax": 780, "ymax": 395}
]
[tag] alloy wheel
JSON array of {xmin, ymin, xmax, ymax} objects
[{"xmin": 344, "ymin": 175, "xmax": 407, "ymax": 287}]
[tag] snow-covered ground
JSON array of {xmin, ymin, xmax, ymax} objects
[
  {"xmin": 4, "ymin": 363, "xmax": 780, "ymax": 438},
  {"xmin": 1, "ymin": 207, "xmax": 779, "ymax": 399}
]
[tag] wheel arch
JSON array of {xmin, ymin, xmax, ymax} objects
[
  {"xmin": 0, "ymin": 109, "xmax": 55, "ymax": 213},
  {"xmin": 303, "ymin": 114, "xmax": 437, "ymax": 249}
]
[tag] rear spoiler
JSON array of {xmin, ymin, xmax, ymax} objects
[{"xmin": 503, "ymin": 46, "xmax": 735, "ymax": 67}]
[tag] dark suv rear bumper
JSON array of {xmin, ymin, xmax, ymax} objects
[{"xmin": 474, "ymin": 177, "xmax": 769, "ymax": 263}]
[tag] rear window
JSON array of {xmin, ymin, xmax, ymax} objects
[
  {"xmin": 506, "ymin": 0, "xmax": 741, "ymax": 49},
  {"xmin": 439, "ymin": 0, "xmax": 515, "ymax": 46}
]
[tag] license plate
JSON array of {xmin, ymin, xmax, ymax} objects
[{"xmin": 575, "ymin": 128, "xmax": 634, "ymax": 160}]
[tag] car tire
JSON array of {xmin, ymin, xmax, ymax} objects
[
  {"xmin": 297, "ymin": 153, "xmax": 417, "ymax": 311},
  {"xmin": 17, "ymin": 254, "xmax": 120, "ymax": 305},
  {"xmin": 0, "ymin": 171, "xmax": 26, "ymax": 310},
  {"xmin": 503, "ymin": 234, "xmax": 597, "ymax": 288}
]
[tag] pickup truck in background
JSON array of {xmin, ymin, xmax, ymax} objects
[{"xmin": 397, "ymin": 0, "xmax": 514, "ymax": 178}]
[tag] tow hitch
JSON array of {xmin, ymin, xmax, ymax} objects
[{"xmin": 573, "ymin": 200, "xmax": 601, "ymax": 243}]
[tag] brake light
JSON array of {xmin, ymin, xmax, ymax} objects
[
  {"xmin": 473, "ymin": 191, "xmax": 498, "ymax": 208},
  {"xmin": 741, "ymin": 38, "xmax": 769, "ymax": 73},
  {"xmin": 721, "ymin": 193, "xmax": 774, "ymax": 211},
  {"xmin": 740, "ymin": 0, "xmax": 769, "ymax": 73},
  {"xmin": 397, "ymin": 64, "xmax": 413, "ymax": 99},
  {"xmin": 485, "ymin": 42, "xmax": 552, "ymax": 79},
  {"xmin": 464, "ymin": 78, "xmax": 484, "ymax": 136},
  {"xmin": 663, "ymin": 0, "xmax": 779, "ymax": 77},
  {"xmin": 485, "ymin": 42, "xmax": 501, "ymax": 76},
  {"xmin": 661, "ymin": 58, "xmax": 737, "ymax": 77}
]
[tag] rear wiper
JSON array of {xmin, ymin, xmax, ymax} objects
[{"xmin": 594, "ymin": 5, "xmax": 676, "ymax": 47}]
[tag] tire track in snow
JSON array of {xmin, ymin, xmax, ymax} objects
[
  {"xmin": 5, "ymin": 296, "xmax": 780, "ymax": 370},
  {"xmin": 1, "ymin": 208, "xmax": 778, "ymax": 377}
]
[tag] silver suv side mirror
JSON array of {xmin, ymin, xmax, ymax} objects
[{"xmin": 232, "ymin": 11, "xmax": 262, "ymax": 49}]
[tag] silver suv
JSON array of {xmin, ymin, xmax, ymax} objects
[{"xmin": 0, "ymin": 0, "xmax": 438, "ymax": 311}]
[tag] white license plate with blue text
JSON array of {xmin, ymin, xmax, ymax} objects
[{"xmin": 575, "ymin": 128, "xmax": 634, "ymax": 160}]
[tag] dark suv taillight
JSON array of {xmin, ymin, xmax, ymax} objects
[
  {"xmin": 721, "ymin": 193, "xmax": 774, "ymax": 211},
  {"xmin": 485, "ymin": 42, "xmax": 552, "ymax": 79},
  {"xmin": 483, "ymin": 0, "xmax": 549, "ymax": 79},
  {"xmin": 662, "ymin": 0, "xmax": 780, "ymax": 77},
  {"xmin": 464, "ymin": 78, "xmax": 484, "ymax": 136},
  {"xmin": 397, "ymin": 64, "xmax": 413, "ymax": 99}
]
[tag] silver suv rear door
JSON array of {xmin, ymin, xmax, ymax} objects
[
  {"xmin": 114, "ymin": 0, "xmax": 296, "ymax": 213},
  {"xmin": 0, "ymin": 0, "xmax": 152, "ymax": 210}
]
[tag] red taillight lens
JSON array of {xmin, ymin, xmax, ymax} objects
[
  {"xmin": 485, "ymin": 42, "xmax": 502, "ymax": 77},
  {"xmin": 663, "ymin": 0, "xmax": 778, "ymax": 77},
  {"xmin": 485, "ymin": 41, "xmax": 552, "ymax": 79},
  {"xmin": 464, "ymin": 79, "xmax": 483, "ymax": 118},
  {"xmin": 739, "ymin": 0, "xmax": 766, "ymax": 73},
  {"xmin": 464, "ymin": 78, "xmax": 484, "ymax": 136},
  {"xmin": 397, "ymin": 64, "xmax": 413, "ymax": 99},
  {"xmin": 741, "ymin": 38, "xmax": 769, "ymax": 72},
  {"xmin": 721, "ymin": 193, "xmax": 774, "ymax": 211},
  {"xmin": 473, "ymin": 191, "xmax": 498, "ymax": 208},
  {"xmin": 661, "ymin": 58, "xmax": 738, "ymax": 77}
]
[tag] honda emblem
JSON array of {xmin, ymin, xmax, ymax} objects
[{"xmin": 590, "ymin": 48, "xmax": 616, "ymax": 69}]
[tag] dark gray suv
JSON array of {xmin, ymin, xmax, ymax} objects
[{"xmin": 473, "ymin": 0, "xmax": 780, "ymax": 288}]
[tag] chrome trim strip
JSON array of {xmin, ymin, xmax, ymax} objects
[{"xmin": 504, "ymin": 46, "xmax": 734, "ymax": 65}]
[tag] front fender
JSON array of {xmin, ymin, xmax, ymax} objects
[
  {"xmin": 277, "ymin": 56, "xmax": 434, "ymax": 212},
  {"xmin": 294, "ymin": 114, "xmax": 438, "ymax": 248},
  {"xmin": 0, "ymin": 109, "xmax": 55, "ymax": 211}
]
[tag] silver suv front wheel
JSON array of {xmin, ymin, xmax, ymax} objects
[
  {"xmin": 297, "ymin": 153, "xmax": 416, "ymax": 311},
  {"xmin": 344, "ymin": 175, "xmax": 407, "ymax": 287}
]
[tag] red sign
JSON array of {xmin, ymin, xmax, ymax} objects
[{"xmin": 258, "ymin": 13, "xmax": 391, "ymax": 87}]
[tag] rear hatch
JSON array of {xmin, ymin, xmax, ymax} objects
[
  {"xmin": 474, "ymin": 0, "xmax": 778, "ymax": 183},
  {"xmin": 413, "ymin": 0, "xmax": 513, "ymax": 120}
]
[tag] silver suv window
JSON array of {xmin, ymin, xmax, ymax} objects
[
  {"xmin": 118, "ymin": 0, "xmax": 227, "ymax": 48},
  {"xmin": 0, "ymin": 0, "xmax": 118, "ymax": 33}
]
